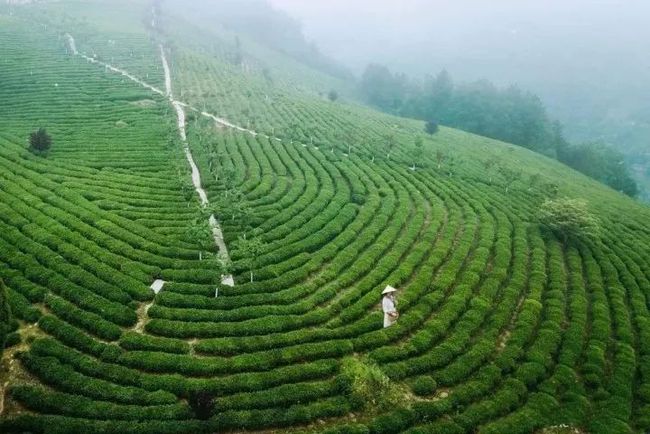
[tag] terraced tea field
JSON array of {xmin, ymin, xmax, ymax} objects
[{"xmin": 1, "ymin": 1, "xmax": 650, "ymax": 433}]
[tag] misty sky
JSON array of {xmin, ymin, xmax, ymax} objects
[
  {"xmin": 268, "ymin": 0, "xmax": 650, "ymax": 147},
  {"xmin": 268, "ymin": 0, "xmax": 650, "ymax": 78}
]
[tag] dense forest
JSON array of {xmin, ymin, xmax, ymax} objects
[{"xmin": 358, "ymin": 64, "xmax": 639, "ymax": 197}]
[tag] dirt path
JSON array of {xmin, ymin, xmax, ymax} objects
[
  {"xmin": 65, "ymin": 34, "xmax": 234, "ymax": 285},
  {"xmin": 66, "ymin": 34, "xmax": 165, "ymax": 96},
  {"xmin": 0, "ymin": 322, "xmax": 44, "ymax": 415},
  {"xmin": 133, "ymin": 301, "xmax": 155, "ymax": 333},
  {"xmin": 157, "ymin": 44, "xmax": 233, "ymax": 282}
]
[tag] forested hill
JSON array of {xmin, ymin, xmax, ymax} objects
[
  {"xmin": 357, "ymin": 64, "xmax": 641, "ymax": 199},
  {"xmin": 0, "ymin": 1, "xmax": 649, "ymax": 434}
]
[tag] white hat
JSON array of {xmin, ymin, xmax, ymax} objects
[{"xmin": 382, "ymin": 285, "xmax": 398, "ymax": 295}]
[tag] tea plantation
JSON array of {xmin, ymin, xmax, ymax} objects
[{"xmin": 1, "ymin": 1, "xmax": 650, "ymax": 433}]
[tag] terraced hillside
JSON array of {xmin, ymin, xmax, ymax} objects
[{"xmin": 1, "ymin": 1, "xmax": 650, "ymax": 433}]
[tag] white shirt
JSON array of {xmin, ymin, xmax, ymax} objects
[
  {"xmin": 383, "ymin": 296, "xmax": 397, "ymax": 328},
  {"xmin": 382, "ymin": 296, "xmax": 396, "ymax": 314}
]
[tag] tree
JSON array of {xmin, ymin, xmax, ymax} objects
[
  {"xmin": 339, "ymin": 356, "xmax": 403, "ymax": 411},
  {"xmin": 528, "ymin": 173, "xmax": 543, "ymax": 192},
  {"xmin": 235, "ymin": 229, "xmax": 265, "ymax": 283},
  {"xmin": 0, "ymin": 278, "xmax": 11, "ymax": 358},
  {"xmin": 541, "ymin": 182, "xmax": 560, "ymax": 199},
  {"xmin": 29, "ymin": 127, "xmax": 52, "ymax": 153},
  {"xmin": 411, "ymin": 136, "xmax": 424, "ymax": 170},
  {"xmin": 445, "ymin": 156, "xmax": 459, "ymax": 177},
  {"xmin": 498, "ymin": 165, "xmax": 522, "ymax": 194},
  {"xmin": 359, "ymin": 63, "xmax": 405, "ymax": 113},
  {"xmin": 208, "ymin": 150, "xmax": 226, "ymax": 183},
  {"xmin": 188, "ymin": 391, "xmax": 214, "ymax": 420},
  {"xmin": 539, "ymin": 198, "xmax": 600, "ymax": 244},
  {"xmin": 554, "ymin": 141, "xmax": 638, "ymax": 198},
  {"xmin": 186, "ymin": 213, "xmax": 213, "ymax": 261},
  {"xmin": 180, "ymin": 176, "xmax": 195, "ymax": 203},
  {"xmin": 425, "ymin": 119, "xmax": 439, "ymax": 135},
  {"xmin": 328, "ymin": 89, "xmax": 339, "ymax": 102},
  {"xmin": 435, "ymin": 149, "xmax": 447, "ymax": 170},
  {"xmin": 482, "ymin": 157, "xmax": 498, "ymax": 184},
  {"xmin": 286, "ymin": 122, "xmax": 302, "ymax": 144},
  {"xmin": 383, "ymin": 132, "xmax": 396, "ymax": 160}
]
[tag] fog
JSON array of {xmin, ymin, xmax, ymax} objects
[{"xmin": 269, "ymin": 0, "xmax": 650, "ymax": 153}]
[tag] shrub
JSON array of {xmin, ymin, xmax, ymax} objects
[
  {"xmin": 409, "ymin": 376, "xmax": 437, "ymax": 396},
  {"xmin": 28, "ymin": 127, "xmax": 52, "ymax": 153},
  {"xmin": 425, "ymin": 119, "xmax": 439, "ymax": 135},
  {"xmin": 539, "ymin": 198, "xmax": 600, "ymax": 244},
  {"xmin": 338, "ymin": 356, "xmax": 404, "ymax": 412}
]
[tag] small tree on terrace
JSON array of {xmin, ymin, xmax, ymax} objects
[
  {"xmin": 425, "ymin": 119, "xmax": 439, "ymax": 135},
  {"xmin": 28, "ymin": 128, "xmax": 52, "ymax": 153},
  {"xmin": 498, "ymin": 165, "xmax": 522, "ymax": 194},
  {"xmin": 328, "ymin": 89, "xmax": 339, "ymax": 102},
  {"xmin": 482, "ymin": 157, "xmax": 498, "ymax": 184},
  {"xmin": 383, "ymin": 132, "xmax": 397, "ymax": 160},
  {"xmin": 186, "ymin": 213, "xmax": 213, "ymax": 261},
  {"xmin": 539, "ymin": 198, "xmax": 600, "ymax": 244},
  {"xmin": 180, "ymin": 176, "xmax": 195, "ymax": 204},
  {"xmin": 411, "ymin": 136, "xmax": 424, "ymax": 170},
  {"xmin": 435, "ymin": 149, "xmax": 447, "ymax": 170},
  {"xmin": 541, "ymin": 182, "xmax": 560, "ymax": 199},
  {"xmin": 527, "ymin": 173, "xmax": 543, "ymax": 192},
  {"xmin": 235, "ymin": 229, "xmax": 265, "ymax": 283},
  {"xmin": 286, "ymin": 122, "xmax": 302, "ymax": 144},
  {"xmin": 209, "ymin": 150, "xmax": 226, "ymax": 182}
]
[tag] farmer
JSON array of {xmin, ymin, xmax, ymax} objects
[{"xmin": 382, "ymin": 285, "xmax": 399, "ymax": 328}]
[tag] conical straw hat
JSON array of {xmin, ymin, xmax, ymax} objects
[{"xmin": 382, "ymin": 285, "xmax": 398, "ymax": 295}]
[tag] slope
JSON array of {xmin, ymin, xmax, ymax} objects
[{"xmin": 0, "ymin": 1, "xmax": 650, "ymax": 434}]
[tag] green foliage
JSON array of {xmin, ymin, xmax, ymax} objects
[
  {"xmin": 409, "ymin": 375, "xmax": 437, "ymax": 396},
  {"xmin": 185, "ymin": 212, "xmax": 214, "ymax": 260},
  {"xmin": 358, "ymin": 65, "xmax": 638, "ymax": 196},
  {"xmin": 28, "ymin": 127, "xmax": 52, "ymax": 153},
  {"xmin": 359, "ymin": 66, "xmax": 559, "ymax": 154},
  {"xmin": 425, "ymin": 119, "xmax": 439, "ymax": 135},
  {"xmin": 539, "ymin": 198, "xmax": 600, "ymax": 243},
  {"xmin": 338, "ymin": 356, "xmax": 404, "ymax": 412},
  {"xmin": 1, "ymin": 4, "xmax": 650, "ymax": 433},
  {"xmin": 558, "ymin": 141, "xmax": 639, "ymax": 197},
  {"xmin": 234, "ymin": 229, "xmax": 266, "ymax": 282}
]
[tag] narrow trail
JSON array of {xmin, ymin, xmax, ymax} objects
[
  {"xmin": 158, "ymin": 43, "xmax": 233, "ymax": 271},
  {"xmin": 66, "ymin": 34, "xmax": 165, "ymax": 96},
  {"xmin": 65, "ymin": 34, "xmax": 281, "ymax": 140},
  {"xmin": 133, "ymin": 301, "xmax": 155, "ymax": 333},
  {"xmin": 64, "ymin": 33, "xmax": 234, "ymax": 284}
]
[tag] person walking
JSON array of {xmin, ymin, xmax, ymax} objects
[{"xmin": 382, "ymin": 285, "xmax": 399, "ymax": 328}]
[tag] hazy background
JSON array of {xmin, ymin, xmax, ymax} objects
[
  {"xmin": 167, "ymin": 0, "xmax": 650, "ymax": 199},
  {"xmin": 268, "ymin": 0, "xmax": 650, "ymax": 197}
]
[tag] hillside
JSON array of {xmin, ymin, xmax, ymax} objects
[{"xmin": 1, "ymin": 1, "xmax": 650, "ymax": 433}]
